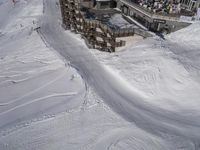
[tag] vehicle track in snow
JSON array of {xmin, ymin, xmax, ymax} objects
[{"xmin": 39, "ymin": 0, "xmax": 200, "ymax": 149}]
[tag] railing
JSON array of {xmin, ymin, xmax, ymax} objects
[
  {"xmin": 113, "ymin": 28, "xmax": 135, "ymax": 37},
  {"xmin": 95, "ymin": 40, "xmax": 125, "ymax": 47},
  {"xmin": 83, "ymin": 18, "xmax": 136, "ymax": 37}
]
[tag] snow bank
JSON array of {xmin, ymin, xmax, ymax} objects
[
  {"xmin": 166, "ymin": 23, "xmax": 200, "ymax": 79},
  {"xmin": 89, "ymin": 23, "xmax": 200, "ymax": 113},
  {"xmin": 167, "ymin": 23, "xmax": 200, "ymax": 48}
]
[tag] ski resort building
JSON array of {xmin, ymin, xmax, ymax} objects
[
  {"xmin": 59, "ymin": 0, "xmax": 197, "ymax": 52},
  {"xmin": 59, "ymin": 0, "xmax": 152, "ymax": 52},
  {"xmin": 117, "ymin": 0, "xmax": 198, "ymax": 33}
]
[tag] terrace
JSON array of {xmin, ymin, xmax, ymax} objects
[{"xmin": 81, "ymin": 8, "xmax": 138, "ymax": 30}]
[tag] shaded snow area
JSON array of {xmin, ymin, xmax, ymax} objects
[
  {"xmin": 108, "ymin": 14, "xmax": 137, "ymax": 29},
  {"xmin": 1, "ymin": 0, "xmax": 200, "ymax": 150}
]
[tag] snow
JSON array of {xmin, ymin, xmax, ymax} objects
[
  {"xmin": 1, "ymin": 0, "xmax": 200, "ymax": 149},
  {"xmin": 39, "ymin": 0, "xmax": 200, "ymax": 148},
  {"xmin": 167, "ymin": 23, "xmax": 200, "ymax": 49},
  {"xmin": 87, "ymin": 22, "xmax": 200, "ymax": 148},
  {"xmin": 115, "ymin": 35, "xmax": 144, "ymax": 51},
  {"xmin": 89, "ymin": 28, "xmax": 200, "ymax": 111},
  {"xmin": 0, "ymin": 99, "xmax": 177, "ymax": 150},
  {"xmin": 109, "ymin": 14, "xmax": 136, "ymax": 29},
  {"xmin": 0, "ymin": 0, "xmax": 85, "ymax": 133}
]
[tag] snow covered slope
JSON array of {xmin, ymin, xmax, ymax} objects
[
  {"xmin": 0, "ymin": 0, "xmax": 85, "ymax": 133},
  {"xmin": 1, "ymin": 0, "xmax": 200, "ymax": 149},
  {"xmin": 167, "ymin": 23, "xmax": 200, "ymax": 48},
  {"xmin": 39, "ymin": 0, "xmax": 200, "ymax": 148},
  {"xmin": 87, "ymin": 22, "xmax": 200, "ymax": 149},
  {"xmin": 90, "ymin": 23, "xmax": 200, "ymax": 112},
  {"xmin": 1, "ymin": 1, "xmax": 172, "ymax": 149}
]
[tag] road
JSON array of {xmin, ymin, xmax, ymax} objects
[{"xmin": 39, "ymin": 0, "xmax": 200, "ymax": 148}]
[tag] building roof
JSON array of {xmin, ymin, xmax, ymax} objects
[{"xmin": 96, "ymin": 0, "xmax": 112, "ymax": 2}]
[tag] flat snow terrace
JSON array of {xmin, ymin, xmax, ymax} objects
[
  {"xmin": 83, "ymin": 8, "xmax": 138, "ymax": 29},
  {"xmin": 39, "ymin": 0, "xmax": 200, "ymax": 148}
]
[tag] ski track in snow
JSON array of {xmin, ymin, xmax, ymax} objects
[
  {"xmin": 0, "ymin": 92, "xmax": 77, "ymax": 115},
  {"xmin": 0, "ymin": 69, "xmax": 68, "ymax": 106},
  {"xmin": 0, "ymin": 0, "xmax": 86, "ymax": 140}
]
